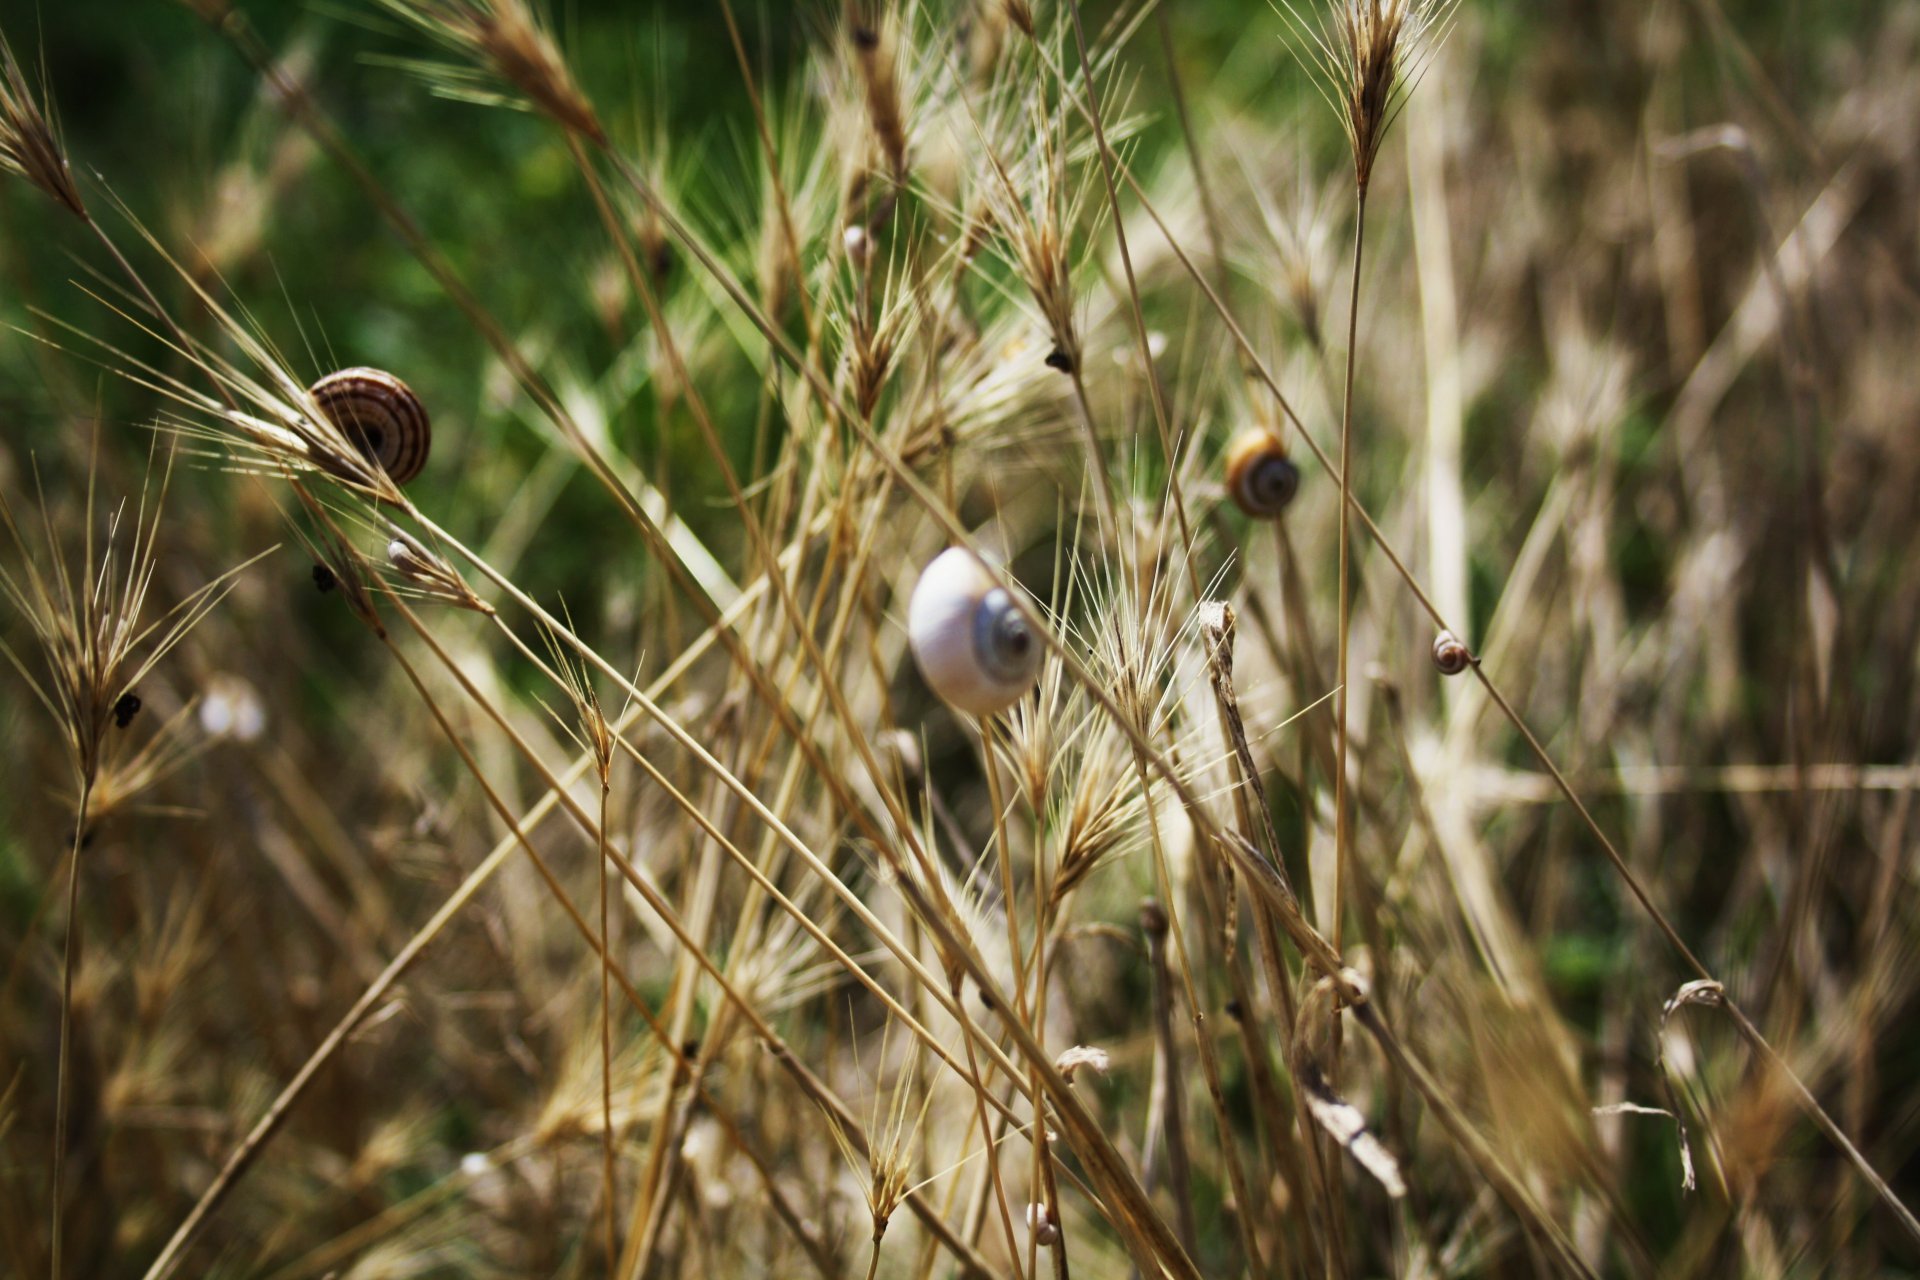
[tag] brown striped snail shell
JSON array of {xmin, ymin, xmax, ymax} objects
[
  {"xmin": 309, "ymin": 367, "xmax": 431, "ymax": 485},
  {"xmin": 1431, "ymin": 629, "xmax": 1473, "ymax": 676},
  {"xmin": 1225, "ymin": 427, "xmax": 1300, "ymax": 518}
]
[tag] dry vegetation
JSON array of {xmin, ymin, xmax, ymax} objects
[{"xmin": 4, "ymin": 0, "xmax": 1920, "ymax": 1275}]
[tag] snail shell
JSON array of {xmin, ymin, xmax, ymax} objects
[
  {"xmin": 1225, "ymin": 427, "xmax": 1300, "ymax": 518},
  {"xmin": 1431, "ymin": 629, "xmax": 1473, "ymax": 676},
  {"xmin": 908, "ymin": 547, "xmax": 1042, "ymax": 717},
  {"xmin": 309, "ymin": 367, "xmax": 431, "ymax": 485}
]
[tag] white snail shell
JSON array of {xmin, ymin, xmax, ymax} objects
[
  {"xmin": 908, "ymin": 547, "xmax": 1042, "ymax": 717},
  {"xmin": 1432, "ymin": 629, "xmax": 1472, "ymax": 676},
  {"xmin": 1225, "ymin": 427, "xmax": 1300, "ymax": 518},
  {"xmin": 309, "ymin": 367, "xmax": 431, "ymax": 485},
  {"xmin": 198, "ymin": 673, "xmax": 266, "ymax": 743},
  {"xmin": 843, "ymin": 223, "xmax": 872, "ymax": 267}
]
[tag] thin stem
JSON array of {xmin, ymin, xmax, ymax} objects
[
  {"xmin": 953, "ymin": 973, "xmax": 1027, "ymax": 1280},
  {"xmin": 1333, "ymin": 188, "xmax": 1368, "ymax": 962},
  {"xmin": 1029, "ymin": 825, "xmax": 1065, "ymax": 1280},
  {"xmin": 1063, "ymin": 364, "xmax": 1123, "ymax": 562},
  {"xmin": 1322, "ymin": 186, "xmax": 1368, "ymax": 1278},
  {"xmin": 49, "ymin": 775, "xmax": 91, "ymax": 1280},
  {"xmin": 1140, "ymin": 907, "xmax": 1197, "ymax": 1257},
  {"xmin": 597, "ymin": 780, "xmax": 617, "ymax": 1272},
  {"xmin": 978, "ymin": 719, "xmax": 1041, "ymax": 1280},
  {"xmin": 716, "ymin": 0, "xmax": 816, "ymax": 347},
  {"xmin": 1064, "ymin": 0, "xmax": 1201, "ymax": 601},
  {"xmin": 980, "ymin": 718, "xmax": 1029, "ymax": 1023},
  {"xmin": 1124, "ymin": 748, "xmax": 1267, "ymax": 1276},
  {"xmin": 1155, "ymin": 3, "xmax": 1231, "ymax": 301}
]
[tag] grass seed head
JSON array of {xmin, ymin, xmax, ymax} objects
[
  {"xmin": 376, "ymin": 0, "xmax": 604, "ymax": 142},
  {"xmin": 385, "ymin": 530, "xmax": 494, "ymax": 616},
  {"xmin": 0, "ymin": 30, "xmax": 85, "ymax": 217},
  {"xmin": 1280, "ymin": 0, "xmax": 1457, "ymax": 192},
  {"xmin": 850, "ymin": 9, "xmax": 909, "ymax": 187},
  {"xmin": 0, "ymin": 448, "xmax": 249, "ymax": 795}
]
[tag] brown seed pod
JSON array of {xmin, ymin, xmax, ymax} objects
[
  {"xmin": 309, "ymin": 367, "xmax": 431, "ymax": 485},
  {"xmin": 1431, "ymin": 629, "xmax": 1473, "ymax": 676},
  {"xmin": 1225, "ymin": 428, "xmax": 1300, "ymax": 518}
]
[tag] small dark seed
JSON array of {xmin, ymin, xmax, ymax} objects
[
  {"xmin": 852, "ymin": 23, "xmax": 879, "ymax": 49},
  {"xmin": 1044, "ymin": 346, "xmax": 1075, "ymax": 374},
  {"xmin": 113, "ymin": 691, "xmax": 142, "ymax": 729},
  {"xmin": 681, "ymin": 1038, "xmax": 702, "ymax": 1061},
  {"xmin": 1225, "ymin": 999, "xmax": 1246, "ymax": 1021},
  {"xmin": 312, "ymin": 563, "xmax": 337, "ymax": 593}
]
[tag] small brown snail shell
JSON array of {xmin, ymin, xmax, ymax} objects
[
  {"xmin": 1431, "ymin": 629, "xmax": 1473, "ymax": 676},
  {"xmin": 1225, "ymin": 427, "xmax": 1300, "ymax": 518},
  {"xmin": 309, "ymin": 367, "xmax": 431, "ymax": 485}
]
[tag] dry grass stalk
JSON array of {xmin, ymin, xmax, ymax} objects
[
  {"xmin": 0, "ymin": 446, "xmax": 255, "ymax": 1279},
  {"xmin": 1138, "ymin": 898, "xmax": 1199, "ymax": 1257}
]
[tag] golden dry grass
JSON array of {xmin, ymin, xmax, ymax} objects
[{"xmin": 4, "ymin": 1, "xmax": 1920, "ymax": 1276}]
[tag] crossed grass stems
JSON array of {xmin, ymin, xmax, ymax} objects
[{"xmin": 4, "ymin": 0, "xmax": 1913, "ymax": 1275}]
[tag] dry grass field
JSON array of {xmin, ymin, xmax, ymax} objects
[{"xmin": 4, "ymin": 0, "xmax": 1920, "ymax": 1275}]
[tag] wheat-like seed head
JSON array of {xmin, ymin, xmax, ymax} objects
[
  {"xmin": 384, "ymin": 529, "xmax": 494, "ymax": 617},
  {"xmin": 850, "ymin": 9, "xmax": 910, "ymax": 191},
  {"xmin": 824, "ymin": 1025, "xmax": 935, "ymax": 1244},
  {"xmin": 534, "ymin": 611, "xmax": 624, "ymax": 788},
  {"xmin": 0, "ymin": 445, "xmax": 254, "ymax": 799},
  {"xmin": 373, "ymin": 0, "xmax": 603, "ymax": 142},
  {"xmin": 0, "ymin": 30, "xmax": 85, "ymax": 217},
  {"xmin": 967, "ymin": 70, "xmax": 1089, "ymax": 372},
  {"xmin": 1277, "ymin": 0, "xmax": 1458, "ymax": 193}
]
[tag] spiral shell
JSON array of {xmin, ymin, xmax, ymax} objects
[
  {"xmin": 309, "ymin": 367, "xmax": 431, "ymax": 485},
  {"xmin": 908, "ymin": 547, "xmax": 1042, "ymax": 717},
  {"xmin": 1225, "ymin": 428, "xmax": 1300, "ymax": 518},
  {"xmin": 1431, "ymin": 629, "xmax": 1473, "ymax": 676}
]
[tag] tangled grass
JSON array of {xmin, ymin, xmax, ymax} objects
[{"xmin": 4, "ymin": 0, "xmax": 1920, "ymax": 1276}]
